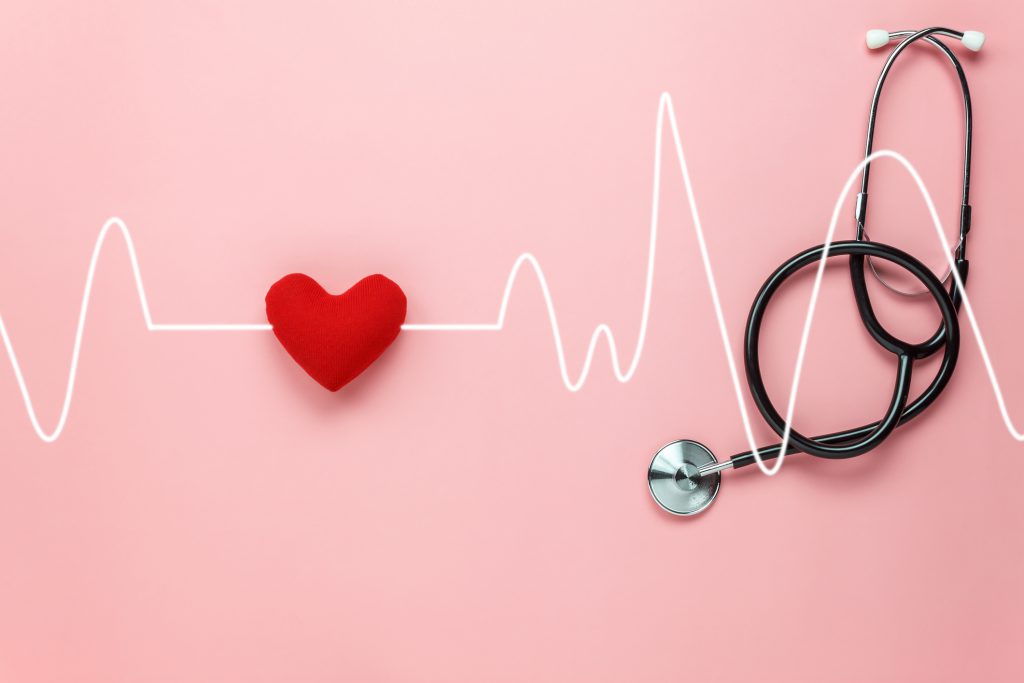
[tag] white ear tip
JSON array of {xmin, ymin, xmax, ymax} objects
[
  {"xmin": 961, "ymin": 30, "xmax": 985, "ymax": 52},
  {"xmin": 866, "ymin": 29, "xmax": 891, "ymax": 49}
]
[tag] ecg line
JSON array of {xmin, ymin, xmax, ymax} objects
[{"xmin": 2, "ymin": 93, "xmax": 1021, "ymax": 471}]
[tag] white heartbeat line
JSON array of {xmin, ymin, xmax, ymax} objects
[{"xmin": 2, "ymin": 93, "xmax": 1021, "ymax": 474}]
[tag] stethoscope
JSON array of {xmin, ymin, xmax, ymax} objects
[{"xmin": 648, "ymin": 27, "xmax": 985, "ymax": 516}]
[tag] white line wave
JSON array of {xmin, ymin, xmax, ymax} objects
[
  {"xmin": 0, "ymin": 217, "xmax": 272, "ymax": 443},
  {"xmin": 1, "ymin": 93, "xmax": 1019, "ymax": 471}
]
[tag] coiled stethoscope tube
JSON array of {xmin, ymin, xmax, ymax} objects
[{"xmin": 648, "ymin": 27, "xmax": 982, "ymax": 516}]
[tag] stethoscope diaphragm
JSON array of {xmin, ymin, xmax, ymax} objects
[{"xmin": 647, "ymin": 440, "xmax": 721, "ymax": 516}]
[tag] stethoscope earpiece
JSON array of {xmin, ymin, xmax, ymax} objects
[
  {"xmin": 866, "ymin": 28, "xmax": 985, "ymax": 52},
  {"xmin": 865, "ymin": 29, "xmax": 892, "ymax": 50},
  {"xmin": 962, "ymin": 31, "xmax": 986, "ymax": 52}
]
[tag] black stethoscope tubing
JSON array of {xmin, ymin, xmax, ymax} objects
[{"xmin": 727, "ymin": 27, "xmax": 974, "ymax": 471}]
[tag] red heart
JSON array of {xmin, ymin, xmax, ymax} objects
[{"xmin": 265, "ymin": 273, "xmax": 407, "ymax": 391}]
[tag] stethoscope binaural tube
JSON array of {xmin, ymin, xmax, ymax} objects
[
  {"xmin": 648, "ymin": 27, "xmax": 982, "ymax": 516},
  {"xmin": 856, "ymin": 27, "xmax": 973, "ymax": 326}
]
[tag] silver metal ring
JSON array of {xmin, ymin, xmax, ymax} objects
[
  {"xmin": 861, "ymin": 230, "xmax": 961, "ymax": 297},
  {"xmin": 647, "ymin": 440, "xmax": 721, "ymax": 516}
]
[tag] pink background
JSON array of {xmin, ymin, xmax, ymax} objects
[{"xmin": 2, "ymin": 1, "xmax": 1023, "ymax": 681}]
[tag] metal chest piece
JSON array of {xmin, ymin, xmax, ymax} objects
[{"xmin": 647, "ymin": 439, "xmax": 721, "ymax": 516}]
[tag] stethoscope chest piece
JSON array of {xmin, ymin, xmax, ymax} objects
[{"xmin": 647, "ymin": 440, "xmax": 721, "ymax": 516}]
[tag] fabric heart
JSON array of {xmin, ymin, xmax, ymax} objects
[{"xmin": 265, "ymin": 273, "xmax": 407, "ymax": 391}]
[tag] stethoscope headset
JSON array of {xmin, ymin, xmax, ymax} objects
[{"xmin": 648, "ymin": 27, "xmax": 985, "ymax": 516}]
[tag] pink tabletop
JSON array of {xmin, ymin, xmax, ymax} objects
[{"xmin": 1, "ymin": 1, "xmax": 1022, "ymax": 681}]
